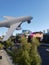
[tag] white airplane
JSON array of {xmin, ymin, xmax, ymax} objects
[{"xmin": 0, "ymin": 16, "xmax": 33, "ymax": 41}]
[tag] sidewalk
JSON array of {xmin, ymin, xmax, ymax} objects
[{"xmin": 0, "ymin": 50, "xmax": 14, "ymax": 65}]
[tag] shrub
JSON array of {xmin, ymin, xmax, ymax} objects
[
  {"xmin": 0, "ymin": 43, "xmax": 4, "ymax": 49},
  {"xmin": 8, "ymin": 36, "xmax": 42, "ymax": 65}
]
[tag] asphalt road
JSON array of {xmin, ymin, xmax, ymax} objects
[
  {"xmin": 0, "ymin": 50, "xmax": 14, "ymax": 65},
  {"xmin": 38, "ymin": 44, "xmax": 49, "ymax": 65}
]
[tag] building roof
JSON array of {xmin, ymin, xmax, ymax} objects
[{"xmin": 31, "ymin": 32, "xmax": 43, "ymax": 34}]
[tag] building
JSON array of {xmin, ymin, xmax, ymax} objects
[
  {"xmin": 30, "ymin": 32, "xmax": 43, "ymax": 38},
  {"xmin": 28, "ymin": 32, "xmax": 43, "ymax": 42},
  {"xmin": 47, "ymin": 29, "xmax": 49, "ymax": 33},
  {"xmin": 22, "ymin": 30, "xmax": 32, "ymax": 34},
  {"xmin": 42, "ymin": 32, "xmax": 49, "ymax": 43},
  {"xmin": 22, "ymin": 30, "xmax": 32, "ymax": 38}
]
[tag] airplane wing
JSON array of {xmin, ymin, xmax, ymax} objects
[
  {"xmin": 2, "ymin": 16, "xmax": 16, "ymax": 20},
  {"xmin": 2, "ymin": 22, "xmax": 21, "ymax": 41}
]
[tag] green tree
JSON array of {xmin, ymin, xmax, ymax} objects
[
  {"xmin": 4, "ymin": 39, "xmax": 14, "ymax": 48},
  {"xmin": 12, "ymin": 36, "xmax": 31, "ymax": 65},
  {"xmin": 15, "ymin": 34, "xmax": 21, "ymax": 43},
  {"xmin": 0, "ymin": 43, "xmax": 4, "ymax": 49},
  {"xmin": 30, "ymin": 37, "xmax": 42, "ymax": 65},
  {"xmin": 9, "ymin": 36, "xmax": 41, "ymax": 65}
]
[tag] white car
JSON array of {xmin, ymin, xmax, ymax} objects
[{"xmin": 46, "ymin": 49, "xmax": 49, "ymax": 52}]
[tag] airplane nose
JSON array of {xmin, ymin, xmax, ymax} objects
[
  {"xmin": 30, "ymin": 16, "xmax": 33, "ymax": 20},
  {"xmin": 27, "ymin": 16, "xmax": 33, "ymax": 20}
]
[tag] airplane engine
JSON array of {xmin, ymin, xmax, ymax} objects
[
  {"xmin": 27, "ymin": 20, "xmax": 31, "ymax": 24},
  {"xmin": 16, "ymin": 27, "xmax": 21, "ymax": 30}
]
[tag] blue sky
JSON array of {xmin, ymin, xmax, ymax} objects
[{"xmin": 0, "ymin": 0, "xmax": 49, "ymax": 36}]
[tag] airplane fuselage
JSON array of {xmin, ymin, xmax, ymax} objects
[{"xmin": 0, "ymin": 16, "xmax": 32, "ymax": 27}]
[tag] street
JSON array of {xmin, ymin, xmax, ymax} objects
[{"xmin": 38, "ymin": 44, "xmax": 49, "ymax": 65}]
